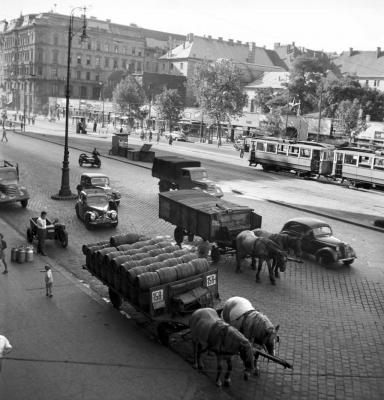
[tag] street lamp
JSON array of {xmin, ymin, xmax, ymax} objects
[
  {"xmin": 99, "ymin": 81, "xmax": 105, "ymax": 128},
  {"xmin": 52, "ymin": 7, "xmax": 88, "ymax": 200}
]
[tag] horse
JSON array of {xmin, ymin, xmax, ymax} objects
[
  {"xmin": 235, "ymin": 230, "xmax": 288, "ymax": 284},
  {"xmin": 189, "ymin": 307, "xmax": 254, "ymax": 387},
  {"xmin": 222, "ymin": 296, "xmax": 280, "ymax": 376},
  {"xmin": 253, "ymin": 228, "xmax": 302, "ymax": 279},
  {"xmin": 253, "ymin": 229, "xmax": 302, "ymax": 258}
]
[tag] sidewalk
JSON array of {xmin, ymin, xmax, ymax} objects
[{"xmin": 0, "ymin": 218, "xmax": 230, "ymax": 400}]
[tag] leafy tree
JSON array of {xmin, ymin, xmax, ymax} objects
[
  {"xmin": 154, "ymin": 88, "xmax": 184, "ymax": 130},
  {"xmin": 112, "ymin": 76, "xmax": 146, "ymax": 118},
  {"xmin": 192, "ymin": 59, "xmax": 248, "ymax": 143},
  {"xmin": 335, "ymin": 99, "xmax": 361, "ymax": 134}
]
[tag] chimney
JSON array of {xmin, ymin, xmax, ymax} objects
[
  {"xmin": 349, "ymin": 47, "xmax": 353, "ymax": 56},
  {"xmin": 218, "ymin": 37, "xmax": 223, "ymax": 41},
  {"xmin": 228, "ymin": 39, "xmax": 234, "ymax": 45},
  {"xmin": 237, "ymin": 40, "xmax": 242, "ymax": 44},
  {"xmin": 187, "ymin": 33, "xmax": 194, "ymax": 42},
  {"xmin": 292, "ymin": 41, "xmax": 295, "ymax": 47},
  {"xmin": 106, "ymin": 19, "xmax": 111, "ymax": 22},
  {"xmin": 377, "ymin": 47, "xmax": 381, "ymax": 57},
  {"xmin": 208, "ymin": 35, "xmax": 212, "ymax": 39},
  {"xmin": 274, "ymin": 42, "xmax": 280, "ymax": 49}
]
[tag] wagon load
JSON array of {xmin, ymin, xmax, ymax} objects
[{"xmin": 110, "ymin": 233, "xmax": 149, "ymax": 247}]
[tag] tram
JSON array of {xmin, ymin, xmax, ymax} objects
[
  {"xmin": 249, "ymin": 138, "xmax": 334, "ymax": 176},
  {"xmin": 332, "ymin": 147, "xmax": 384, "ymax": 187}
]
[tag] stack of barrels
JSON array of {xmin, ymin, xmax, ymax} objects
[{"xmin": 82, "ymin": 233, "xmax": 211, "ymax": 311}]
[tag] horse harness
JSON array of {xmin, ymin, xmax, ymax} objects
[
  {"xmin": 236, "ymin": 309, "xmax": 256, "ymax": 335},
  {"xmin": 210, "ymin": 321, "xmax": 231, "ymax": 354}
]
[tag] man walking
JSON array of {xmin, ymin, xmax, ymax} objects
[
  {"xmin": 1, "ymin": 126, "xmax": 8, "ymax": 142},
  {"xmin": 44, "ymin": 265, "xmax": 53, "ymax": 297},
  {"xmin": 36, "ymin": 211, "xmax": 47, "ymax": 256},
  {"xmin": 0, "ymin": 335, "xmax": 12, "ymax": 372},
  {"xmin": 0, "ymin": 233, "xmax": 8, "ymax": 274}
]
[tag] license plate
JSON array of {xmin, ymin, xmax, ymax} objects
[
  {"xmin": 206, "ymin": 274, "xmax": 216, "ymax": 287},
  {"xmin": 152, "ymin": 289, "xmax": 164, "ymax": 303}
]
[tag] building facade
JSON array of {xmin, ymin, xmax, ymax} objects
[{"xmin": 0, "ymin": 12, "xmax": 185, "ymax": 114}]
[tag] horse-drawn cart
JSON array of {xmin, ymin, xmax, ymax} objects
[{"xmin": 158, "ymin": 190, "xmax": 262, "ymax": 262}]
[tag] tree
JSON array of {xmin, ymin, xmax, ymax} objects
[
  {"xmin": 112, "ymin": 76, "xmax": 146, "ymax": 119},
  {"xmin": 192, "ymin": 59, "xmax": 248, "ymax": 144},
  {"xmin": 154, "ymin": 88, "xmax": 184, "ymax": 131},
  {"xmin": 335, "ymin": 99, "xmax": 361, "ymax": 134}
]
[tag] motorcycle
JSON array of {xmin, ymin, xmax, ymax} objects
[{"xmin": 79, "ymin": 153, "xmax": 101, "ymax": 168}]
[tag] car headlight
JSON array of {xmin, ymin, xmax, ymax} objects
[
  {"xmin": 0, "ymin": 194, "xmax": 6, "ymax": 199},
  {"xmin": 89, "ymin": 212, "xmax": 96, "ymax": 221},
  {"xmin": 109, "ymin": 210, "xmax": 117, "ymax": 220},
  {"xmin": 114, "ymin": 191, "xmax": 121, "ymax": 199}
]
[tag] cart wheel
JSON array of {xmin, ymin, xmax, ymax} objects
[
  {"xmin": 174, "ymin": 227, "xmax": 184, "ymax": 246},
  {"xmin": 108, "ymin": 288, "xmax": 122, "ymax": 309},
  {"xmin": 20, "ymin": 199, "xmax": 28, "ymax": 208},
  {"xmin": 187, "ymin": 233, "xmax": 195, "ymax": 242},
  {"xmin": 60, "ymin": 231, "xmax": 68, "ymax": 248},
  {"xmin": 85, "ymin": 215, "xmax": 92, "ymax": 230},
  {"xmin": 211, "ymin": 245, "xmax": 221, "ymax": 264},
  {"xmin": 27, "ymin": 228, "xmax": 33, "ymax": 243}
]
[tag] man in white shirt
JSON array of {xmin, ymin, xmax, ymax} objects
[
  {"xmin": 0, "ymin": 335, "xmax": 12, "ymax": 372},
  {"xmin": 44, "ymin": 265, "xmax": 53, "ymax": 297},
  {"xmin": 36, "ymin": 211, "xmax": 47, "ymax": 256}
]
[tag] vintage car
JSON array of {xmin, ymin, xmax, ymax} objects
[
  {"xmin": 281, "ymin": 217, "xmax": 356, "ymax": 266},
  {"xmin": 75, "ymin": 189, "xmax": 118, "ymax": 229},
  {"xmin": 76, "ymin": 173, "xmax": 121, "ymax": 206},
  {"xmin": 0, "ymin": 160, "xmax": 29, "ymax": 208}
]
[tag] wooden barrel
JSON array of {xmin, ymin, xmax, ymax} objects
[
  {"xmin": 161, "ymin": 258, "xmax": 179, "ymax": 268},
  {"xmin": 148, "ymin": 249, "xmax": 163, "ymax": 257},
  {"xmin": 82, "ymin": 241, "xmax": 110, "ymax": 256},
  {"xmin": 190, "ymin": 258, "xmax": 209, "ymax": 274},
  {"xmin": 137, "ymin": 271, "xmax": 161, "ymax": 290},
  {"xmin": 110, "ymin": 233, "xmax": 146, "ymax": 247},
  {"xmin": 111, "ymin": 254, "xmax": 136, "ymax": 270},
  {"xmin": 172, "ymin": 249, "xmax": 190, "ymax": 257},
  {"xmin": 175, "ymin": 262, "xmax": 196, "ymax": 280},
  {"xmin": 179, "ymin": 253, "xmax": 197, "ymax": 263},
  {"xmin": 117, "ymin": 239, "xmax": 153, "ymax": 251},
  {"xmin": 156, "ymin": 253, "xmax": 173, "ymax": 261},
  {"xmin": 128, "ymin": 262, "xmax": 162, "ymax": 284},
  {"xmin": 163, "ymin": 245, "xmax": 180, "ymax": 254},
  {"xmin": 103, "ymin": 250, "xmax": 123, "ymax": 266},
  {"xmin": 157, "ymin": 266, "xmax": 178, "ymax": 284},
  {"xmin": 96, "ymin": 247, "xmax": 116, "ymax": 264}
]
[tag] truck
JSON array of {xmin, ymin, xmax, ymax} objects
[
  {"xmin": 152, "ymin": 156, "xmax": 223, "ymax": 198},
  {"xmin": 0, "ymin": 160, "xmax": 29, "ymax": 208}
]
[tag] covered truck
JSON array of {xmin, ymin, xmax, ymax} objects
[{"xmin": 152, "ymin": 156, "xmax": 223, "ymax": 198}]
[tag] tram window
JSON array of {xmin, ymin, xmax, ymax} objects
[
  {"xmin": 300, "ymin": 148, "xmax": 311, "ymax": 158},
  {"xmin": 358, "ymin": 155, "xmax": 372, "ymax": 168},
  {"xmin": 344, "ymin": 154, "xmax": 357, "ymax": 165},
  {"xmin": 288, "ymin": 146, "xmax": 299, "ymax": 157},
  {"xmin": 373, "ymin": 158, "xmax": 384, "ymax": 169},
  {"xmin": 256, "ymin": 142, "xmax": 265, "ymax": 151},
  {"xmin": 266, "ymin": 143, "xmax": 277, "ymax": 153},
  {"xmin": 277, "ymin": 144, "xmax": 287, "ymax": 154}
]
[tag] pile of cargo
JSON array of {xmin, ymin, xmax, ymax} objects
[{"xmin": 82, "ymin": 233, "xmax": 218, "ymax": 315}]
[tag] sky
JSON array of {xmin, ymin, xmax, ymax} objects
[{"xmin": 1, "ymin": 0, "xmax": 382, "ymax": 53}]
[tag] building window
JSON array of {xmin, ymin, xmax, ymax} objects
[
  {"xmin": 250, "ymin": 99, "xmax": 255, "ymax": 113},
  {"xmin": 95, "ymin": 74, "xmax": 99, "ymax": 81},
  {"xmin": 76, "ymin": 70, "xmax": 81, "ymax": 80},
  {"xmin": 53, "ymin": 51, "xmax": 58, "ymax": 63},
  {"xmin": 86, "ymin": 56, "xmax": 91, "ymax": 66},
  {"xmin": 122, "ymin": 59, "xmax": 127, "ymax": 69},
  {"xmin": 138, "ymin": 50, "xmax": 142, "ymax": 56},
  {"xmin": 53, "ymin": 35, "xmax": 58, "ymax": 45},
  {"xmin": 87, "ymin": 41, "xmax": 92, "ymax": 50},
  {"xmin": 86, "ymin": 71, "xmax": 91, "ymax": 80},
  {"xmin": 38, "ymin": 50, "xmax": 43, "ymax": 62},
  {"xmin": 92, "ymin": 87, "xmax": 100, "ymax": 99},
  {"xmin": 114, "ymin": 45, "xmax": 118, "ymax": 53},
  {"xmin": 180, "ymin": 62, "xmax": 183, "ymax": 70},
  {"xmin": 105, "ymin": 57, "xmax": 109, "ymax": 67},
  {"xmin": 51, "ymin": 67, "xmax": 58, "ymax": 78},
  {"xmin": 170, "ymin": 63, "xmax": 173, "ymax": 70},
  {"xmin": 95, "ymin": 56, "xmax": 100, "ymax": 66},
  {"xmin": 106, "ymin": 44, "xmax": 110, "ymax": 52},
  {"xmin": 124, "ymin": 47, "xmax": 128, "ymax": 55},
  {"xmin": 113, "ymin": 59, "xmax": 118, "ymax": 69},
  {"xmin": 137, "ymin": 61, "xmax": 142, "ymax": 72},
  {"xmin": 77, "ymin": 55, "xmax": 82, "ymax": 65},
  {"xmin": 129, "ymin": 62, "xmax": 135, "ymax": 73},
  {"xmin": 162, "ymin": 63, "xmax": 165, "ymax": 71},
  {"xmin": 80, "ymin": 86, "xmax": 87, "ymax": 98},
  {"xmin": 146, "ymin": 61, "xmax": 149, "ymax": 70},
  {"xmin": 37, "ymin": 66, "xmax": 43, "ymax": 75},
  {"xmin": 132, "ymin": 47, "xmax": 136, "ymax": 55}
]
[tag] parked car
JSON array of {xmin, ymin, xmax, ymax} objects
[
  {"xmin": 76, "ymin": 172, "xmax": 121, "ymax": 207},
  {"xmin": 281, "ymin": 217, "xmax": 356, "ymax": 266},
  {"xmin": 164, "ymin": 131, "xmax": 187, "ymax": 142},
  {"xmin": 0, "ymin": 160, "xmax": 29, "ymax": 208},
  {"xmin": 75, "ymin": 189, "xmax": 118, "ymax": 229}
]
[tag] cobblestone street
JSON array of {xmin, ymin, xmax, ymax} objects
[{"xmin": 0, "ymin": 131, "xmax": 383, "ymax": 399}]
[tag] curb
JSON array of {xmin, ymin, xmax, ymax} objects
[{"xmin": 267, "ymin": 199, "xmax": 384, "ymax": 233}]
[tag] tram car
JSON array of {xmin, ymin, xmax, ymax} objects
[
  {"xmin": 249, "ymin": 138, "xmax": 334, "ymax": 176},
  {"xmin": 332, "ymin": 147, "xmax": 384, "ymax": 188}
]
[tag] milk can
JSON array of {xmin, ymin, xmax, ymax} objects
[
  {"xmin": 16, "ymin": 247, "xmax": 26, "ymax": 263},
  {"xmin": 25, "ymin": 246, "xmax": 34, "ymax": 262},
  {"xmin": 11, "ymin": 248, "xmax": 18, "ymax": 262}
]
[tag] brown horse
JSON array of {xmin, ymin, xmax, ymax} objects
[
  {"xmin": 189, "ymin": 308, "xmax": 254, "ymax": 387},
  {"xmin": 222, "ymin": 296, "xmax": 280, "ymax": 375},
  {"xmin": 236, "ymin": 230, "xmax": 287, "ymax": 284}
]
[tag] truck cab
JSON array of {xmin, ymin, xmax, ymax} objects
[
  {"xmin": 0, "ymin": 160, "xmax": 29, "ymax": 207},
  {"xmin": 152, "ymin": 156, "xmax": 223, "ymax": 198}
]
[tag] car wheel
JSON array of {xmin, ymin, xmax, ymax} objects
[
  {"xmin": 20, "ymin": 199, "xmax": 28, "ymax": 208},
  {"xmin": 27, "ymin": 228, "xmax": 33, "ymax": 243},
  {"xmin": 85, "ymin": 215, "xmax": 92, "ymax": 230},
  {"xmin": 317, "ymin": 252, "xmax": 334, "ymax": 266},
  {"xmin": 343, "ymin": 259, "xmax": 354, "ymax": 266},
  {"xmin": 79, "ymin": 161, "xmax": 83, "ymax": 167}
]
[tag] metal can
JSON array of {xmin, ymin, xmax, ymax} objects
[
  {"xmin": 11, "ymin": 248, "xmax": 18, "ymax": 262},
  {"xmin": 16, "ymin": 247, "xmax": 26, "ymax": 263},
  {"xmin": 25, "ymin": 247, "xmax": 34, "ymax": 262}
]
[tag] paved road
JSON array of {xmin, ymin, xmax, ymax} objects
[{"xmin": 0, "ymin": 128, "xmax": 383, "ymax": 399}]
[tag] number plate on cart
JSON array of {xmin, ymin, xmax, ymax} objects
[
  {"xmin": 152, "ymin": 289, "xmax": 164, "ymax": 303},
  {"xmin": 206, "ymin": 274, "xmax": 216, "ymax": 287}
]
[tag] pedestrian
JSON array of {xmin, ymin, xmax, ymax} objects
[
  {"xmin": 149, "ymin": 129, "xmax": 153, "ymax": 142},
  {"xmin": 44, "ymin": 265, "xmax": 53, "ymax": 297},
  {"xmin": 156, "ymin": 131, "xmax": 160, "ymax": 143},
  {"xmin": 169, "ymin": 134, "xmax": 173, "ymax": 146},
  {"xmin": 0, "ymin": 233, "xmax": 8, "ymax": 274},
  {"xmin": 1, "ymin": 127, "xmax": 8, "ymax": 142},
  {"xmin": 36, "ymin": 211, "xmax": 47, "ymax": 256},
  {"xmin": 0, "ymin": 335, "xmax": 12, "ymax": 372},
  {"xmin": 93, "ymin": 121, "xmax": 97, "ymax": 133},
  {"xmin": 240, "ymin": 147, "xmax": 245, "ymax": 158}
]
